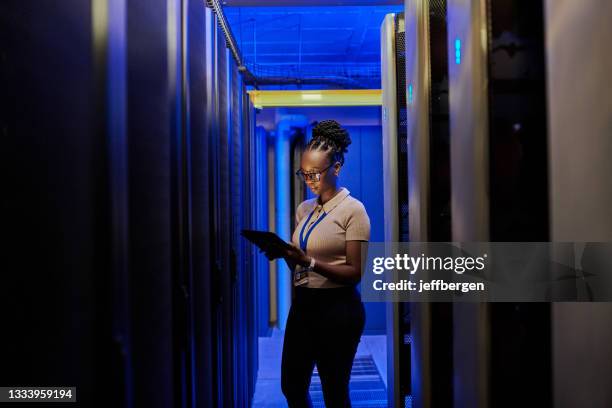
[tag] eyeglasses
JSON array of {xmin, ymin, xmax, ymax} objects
[{"xmin": 295, "ymin": 163, "xmax": 334, "ymax": 182}]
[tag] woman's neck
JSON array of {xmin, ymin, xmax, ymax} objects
[{"xmin": 318, "ymin": 186, "xmax": 340, "ymax": 205}]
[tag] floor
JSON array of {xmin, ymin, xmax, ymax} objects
[{"xmin": 252, "ymin": 329, "xmax": 388, "ymax": 408}]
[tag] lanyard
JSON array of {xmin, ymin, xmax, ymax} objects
[{"xmin": 299, "ymin": 207, "xmax": 327, "ymax": 253}]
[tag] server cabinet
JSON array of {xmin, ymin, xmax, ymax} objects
[
  {"xmin": 404, "ymin": 1, "xmax": 453, "ymax": 407},
  {"xmin": 486, "ymin": 2, "xmax": 550, "ymax": 408},
  {"xmin": 243, "ymin": 91, "xmax": 259, "ymax": 406},
  {"xmin": 1, "ymin": 1, "xmax": 119, "ymax": 406},
  {"xmin": 446, "ymin": 1, "xmax": 491, "ymax": 406},
  {"xmin": 2, "ymin": 2, "xmax": 258, "ymax": 407},
  {"xmin": 206, "ymin": 9, "xmax": 225, "ymax": 408},
  {"xmin": 228, "ymin": 50, "xmax": 258, "ymax": 407},
  {"xmin": 448, "ymin": 0, "xmax": 551, "ymax": 407},
  {"xmin": 208, "ymin": 12, "xmax": 259, "ymax": 407},
  {"xmin": 545, "ymin": 1, "xmax": 612, "ymax": 407},
  {"xmin": 211, "ymin": 20, "xmax": 234, "ymax": 408},
  {"xmin": 189, "ymin": 3, "xmax": 215, "ymax": 407},
  {"xmin": 381, "ymin": 12, "xmax": 411, "ymax": 408},
  {"xmin": 125, "ymin": 1, "xmax": 191, "ymax": 406}
]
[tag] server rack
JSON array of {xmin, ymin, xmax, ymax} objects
[
  {"xmin": 190, "ymin": 3, "xmax": 215, "ymax": 406},
  {"xmin": 486, "ymin": 3, "xmax": 551, "ymax": 407},
  {"xmin": 545, "ymin": 2, "xmax": 612, "ymax": 407},
  {"xmin": 446, "ymin": 1, "xmax": 491, "ymax": 406},
  {"xmin": 403, "ymin": 1, "xmax": 453, "ymax": 407},
  {"xmin": 1, "ymin": 1, "xmax": 121, "ymax": 405},
  {"xmin": 448, "ymin": 0, "xmax": 551, "ymax": 406},
  {"xmin": 2, "ymin": 2, "xmax": 259, "ymax": 407},
  {"xmin": 381, "ymin": 12, "xmax": 411, "ymax": 408},
  {"xmin": 208, "ymin": 11, "xmax": 260, "ymax": 406}
]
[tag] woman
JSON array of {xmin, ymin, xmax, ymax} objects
[{"xmin": 276, "ymin": 120, "xmax": 371, "ymax": 408}]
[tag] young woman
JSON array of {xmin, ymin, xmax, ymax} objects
[{"xmin": 277, "ymin": 120, "xmax": 371, "ymax": 407}]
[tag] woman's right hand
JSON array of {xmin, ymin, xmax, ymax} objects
[
  {"xmin": 284, "ymin": 257, "xmax": 298, "ymax": 272},
  {"xmin": 260, "ymin": 247, "xmax": 283, "ymax": 261}
]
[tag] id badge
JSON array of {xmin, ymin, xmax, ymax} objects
[{"xmin": 294, "ymin": 269, "xmax": 309, "ymax": 286}]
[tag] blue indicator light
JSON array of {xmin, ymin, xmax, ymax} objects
[
  {"xmin": 408, "ymin": 84, "xmax": 413, "ymax": 105},
  {"xmin": 455, "ymin": 38, "xmax": 461, "ymax": 64}
]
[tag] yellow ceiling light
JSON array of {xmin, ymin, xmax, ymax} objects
[
  {"xmin": 247, "ymin": 89, "xmax": 382, "ymax": 109},
  {"xmin": 301, "ymin": 93, "xmax": 323, "ymax": 101}
]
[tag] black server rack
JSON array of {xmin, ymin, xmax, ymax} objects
[
  {"xmin": 486, "ymin": 1, "xmax": 551, "ymax": 407},
  {"xmin": 188, "ymin": 1, "xmax": 216, "ymax": 406},
  {"xmin": 403, "ymin": 0, "xmax": 454, "ymax": 406},
  {"xmin": 448, "ymin": 0, "xmax": 551, "ymax": 406},
  {"xmin": 1, "ymin": 2, "xmax": 259, "ymax": 407}
]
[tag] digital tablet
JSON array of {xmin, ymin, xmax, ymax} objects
[{"xmin": 240, "ymin": 229, "xmax": 293, "ymax": 253}]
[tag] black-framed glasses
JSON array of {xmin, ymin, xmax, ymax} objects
[{"xmin": 295, "ymin": 163, "xmax": 334, "ymax": 182}]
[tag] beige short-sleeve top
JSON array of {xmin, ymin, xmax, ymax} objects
[{"xmin": 291, "ymin": 187, "xmax": 371, "ymax": 288}]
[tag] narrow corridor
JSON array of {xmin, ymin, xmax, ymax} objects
[{"xmin": 253, "ymin": 331, "xmax": 388, "ymax": 407}]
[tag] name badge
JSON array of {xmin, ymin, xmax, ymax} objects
[{"xmin": 294, "ymin": 269, "xmax": 309, "ymax": 286}]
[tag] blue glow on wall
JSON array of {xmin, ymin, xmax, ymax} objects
[
  {"xmin": 274, "ymin": 123, "xmax": 292, "ymax": 331},
  {"xmin": 255, "ymin": 126, "xmax": 270, "ymax": 337},
  {"xmin": 275, "ymin": 116, "xmax": 308, "ymax": 330},
  {"xmin": 455, "ymin": 38, "xmax": 461, "ymax": 64}
]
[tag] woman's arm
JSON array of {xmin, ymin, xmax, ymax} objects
[{"xmin": 283, "ymin": 240, "xmax": 365, "ymax": 285}]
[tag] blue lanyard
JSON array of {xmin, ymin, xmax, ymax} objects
[{"xmin": 299, "ymin": 207, "xmax": 327, "ymax": 253}]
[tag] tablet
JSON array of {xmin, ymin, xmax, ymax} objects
[{"xmin": 240, "ymin": 229, "xmax": 293, "ymax": 253}]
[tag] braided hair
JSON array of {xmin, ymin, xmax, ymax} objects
[{"xmin": 306, "ymin": 120, "xmax": 352, "ymax": 166}]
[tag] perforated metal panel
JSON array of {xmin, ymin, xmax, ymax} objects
[
  {"xmin": 429, "ymin": 0, "xmax": 446, "ymax": 19},
  {"xmin": 427, "ymin": 0, "xmax": 451, "ymax": 241},
  {"xmin": 394, "ymin": 13, "xmax": 410, "ymax": 243}
]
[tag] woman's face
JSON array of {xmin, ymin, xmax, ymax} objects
[{"xmin": 300, "ymin": 150, "xmax": 340, "ymax": 195}]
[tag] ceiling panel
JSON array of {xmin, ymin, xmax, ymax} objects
[
  {"xmin": 224, "ymin": 4, "xmax": 403, "ymax": 88},
  {"xmin": 223, "ymin": 0, "xmax": 402, "ymax": 6}
]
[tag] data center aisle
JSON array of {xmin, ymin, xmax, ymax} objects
[{"xmin": 253, "ymin": 330, "xmax": 388, "ymax": 407}]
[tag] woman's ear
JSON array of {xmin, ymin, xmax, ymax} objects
[{"xmin": 334, "ymin": 162, "xmax": 342, "ymax": 176}]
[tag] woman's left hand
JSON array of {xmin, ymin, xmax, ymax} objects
[{"xmin": 283, "ymin": 244, "xmax": 310, "ymax": 267}]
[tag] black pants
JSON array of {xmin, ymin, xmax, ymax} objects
[{"xmin": 281, "ymin": 285, "xmax": 366, "ymax": 408}]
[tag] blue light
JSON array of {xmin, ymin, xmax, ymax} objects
[
  {"xmin": 274, "ymin": 126, "xmax": 291, "ymax": 330},
  {"xmin": 274, "ymin": 115, "xmax": 307, "ymax": 330},
  {"xmin": 225, "ymin": 5, "xmax": 404, "ymax": 90},
  {"xmin": 455, "ymin": 38, "xmax": 461, "ymax": 64},
  {"xmin": 408, "ymin": 84, "xmax": 413, "ymax": 105}
]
